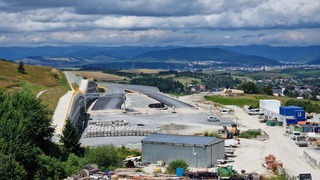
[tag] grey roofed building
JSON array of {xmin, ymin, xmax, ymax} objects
[{"xmin": 141, "ymin": 134, "xmax": 225, "ymax": 168}]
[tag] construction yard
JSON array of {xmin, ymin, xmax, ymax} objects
[{"xmin": 80, "ymin": 91, "xmax": 320, "ymax": 179}]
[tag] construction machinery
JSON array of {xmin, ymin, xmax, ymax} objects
[{"xmin": 222, "ymin": 123, "xmax": 240, "ymax": 139}]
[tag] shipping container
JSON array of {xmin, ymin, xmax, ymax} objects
[
  {"xmin": 259, "ymin": 100, "xmax": 281, "ymax": 113},
  {"xmin": 294, "ymin": 110, "xmax": 306, "ymax": 120},
  {"xmin": 313, "ymin": 126, "xmax": 320, "ymax": 133},
  {"xmin": 286, "ymin": 118, "xmax": 297, "ymax": 125},
  {"xmin": 302, "ymin": 125, "xmax": 313, "ymax": 133},
  {"xmin": 280, "ymin": 106, "xmax": 304, "ymax": 116},
  {"xmin": 289, "ymin": 124, "xmax": 303, "ymax": 132}
]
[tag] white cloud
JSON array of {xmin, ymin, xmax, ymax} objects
[{"xmin": 0, "ymin": 0, "xmax": 319, "ymax": 46}]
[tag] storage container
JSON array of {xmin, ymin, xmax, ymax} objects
[
  {"xmin": 280, "ymin": 106, "xmax": 304, "ymax": 116},
  {"xmin": 176, "ymin": 168, "xmax": 184, "ymax": 177},
  {"xmin": 294, "ymin": 110, "xmax": 306, "ymax": 120},
  {"xmin": 259, "ymin": 100, "xmax": 281, "ymax": 113},
  {"xmin": 302, "ymin": 125, "xmax": 313, "ymax": 133},
  {"xmin": 286, "ymin": 118, "xmax": 297, "ymax": 125},
  {"xmin": 313, "ymin": 126, "xmax": 320, "ymax": 133}
]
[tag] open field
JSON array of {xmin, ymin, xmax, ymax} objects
[
  {"xmin": 204, "ymin": 94, "xmax": 291, "ymax": 108},
  {"xmin": 247, "ymin": 72, "xmax": 293, "ymax": 79},
  {"xmin": 71, "ymin": 71, "xmax": 131, "ymax": 82},
  {"xmin": 120, "ymin": 69, "xmax": 161, "ymax": 74},
  {"xmin": 173, "ymin": 76, "xmax": 201, "ymax": 84},
  {"xmin": 0, "ymin": 60, "xmax": 70, "ymax": 112}
]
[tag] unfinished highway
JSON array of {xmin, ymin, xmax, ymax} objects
[{"xmin": 90, "ymin": 83, "xmax": 196, "ymax": 110}]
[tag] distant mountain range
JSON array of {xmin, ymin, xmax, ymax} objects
[
  {"xmin": 0, "ymin": 45, "xmax": 320, "ymax": 68},
  {"xmin": 135, "ymin": 47, "xmax": 280, "ymax": 66}
]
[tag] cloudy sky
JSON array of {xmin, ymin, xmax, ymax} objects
[{"xmin": 0, "ymin": 0, "xmax": 319, "ymax": 47}]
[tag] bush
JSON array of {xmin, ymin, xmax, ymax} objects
[
  {"xmin": 204, "ymin": 131, "xmax": 222, "ymax": 138},
  {"xmin": 238, "ymin": 130, "xmax": 261, "ymax": 139},
  {"xmin": 166, "ymin": 159, "xmax": 189, "ymax": 174}
]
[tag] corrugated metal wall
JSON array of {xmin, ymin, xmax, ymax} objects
[{"xmin": 142, "ymin": 141, "xmax": 224, "ymax": 168}]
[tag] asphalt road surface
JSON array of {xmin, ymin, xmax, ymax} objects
[
  {"xmin": 91, "ymin": 84, "xmax": 125, "ymax": 110},
  {"xmin": 91, "ymin": 83, "xmax": 195, "ymax": 110}
]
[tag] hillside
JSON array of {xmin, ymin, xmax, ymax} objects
[
  {"xmin": 307, "ymin": 57, "xmax": 320, "ymax": 65},
  {"xmin": 135, "ymin": 47, "xmax": 281, "ymax": 66},
  {"xmin": 219, "ymin": 45, "xmax": 320, "ymax": 63},
  {"xmin": 0, "ymin": 60, "xmax": 70, "ymax": 111}
]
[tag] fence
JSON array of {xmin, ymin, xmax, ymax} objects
[{"xmin": 303, "ymin": 151, "xmax": 320, "ymax": 169}]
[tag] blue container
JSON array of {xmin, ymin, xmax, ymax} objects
[
  {"xmin": 280, "ymin": 106, "xmax": 304, "ymax": 116},
  {"xmin": 176, "ymin": 168, "xmax": 184, "ymax": 177},
  {"xmin": 302, "ymin": 125, "xmax": 313, "ymax": 133},
  {"xmin": 313, "ymin": 126, "xmax": 320, "ymax": 133},
  {"xmin": 294, "ymin": 110, "xmax": 306, "ymax": 120},
  {"xmin": 286, "ymin": 118, "xmax": 297, "ymax": 125}
]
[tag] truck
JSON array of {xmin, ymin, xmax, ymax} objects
[{"xmin": 295, "ymin": 136, "xmax": 308, "ymax": 147}]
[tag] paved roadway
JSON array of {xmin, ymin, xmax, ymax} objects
[
  {"xmin": 91, "ymin": 84, "xmax": 125, "ymax": 110},
  {"xmin": 90, "ymin": 83, "xmax": 195, "ymax": 110}
]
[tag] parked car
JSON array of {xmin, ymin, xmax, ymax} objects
[
  {"xmin": 220, "ymin": 109, "xmax": 231, "ymax": 115},
  {"xmin": 295, "ymin": 136, "xmax": 308, "ymax": 147},
  {"xmin": 248, "ymin": 109, "xmax": 260, "ymax": 115},
  {"xmin": 207, "ymin": 116, "xmax": 220, "ymax": 122},
  {"xmin": 297, "ymin": 173, "xmax": 312, "ymax": 180},
  {"xmin": 291, "ymin": 131, "xmax": 301, "ymax": 140},
  {"xmin": 225, "ymin": 139, "xmax": 240, "ymax": 147}
]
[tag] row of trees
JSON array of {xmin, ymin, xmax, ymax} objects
[
  {"xmin": 237, "ymin": 82, "xmax": 273, "ymax": 95},
  {"xmin": 285, "ymin": 99, "xmax": 320, "ymax": 113},
  {"xmin": 0, "ymin": 90, "xmax": 140, "ymax": 179}
]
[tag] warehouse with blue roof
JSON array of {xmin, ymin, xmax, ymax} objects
[{"xmin": 141, "ymin": 134, "xmax": 225, "ymax": 168}]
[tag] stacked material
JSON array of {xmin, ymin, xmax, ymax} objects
[
  {"xmin": 264, "ymin": 154, "xmax": 283, "ymax": 171},
  {"xmin": 265, "ymin": 154, "xmax": 277, "ymax": 170},
  {"xmin": 84, "ymin": 120, "xmax": 160, "ymax": 138}
]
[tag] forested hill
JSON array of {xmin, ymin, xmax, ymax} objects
[{"xmin": 135, "ymin": 47, "xmax": 281, "ymax": 66}]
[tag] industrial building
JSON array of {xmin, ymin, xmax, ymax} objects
[{"xmin": 141, "ymin": 134, "xmax": 225, "ymax": 168}]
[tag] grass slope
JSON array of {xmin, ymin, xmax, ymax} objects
[
  {"xmin": 71, "ymin": 71, "xmax": 131, "ymax": 82},
  {"xmin": 205, "ymin": 94, "xmax": 290, "ymax": 108},
  {"xmin": 0, "ymin": 60, "xmax": 70, "ymax": 112}
]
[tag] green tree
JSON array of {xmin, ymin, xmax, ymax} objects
[
  {"xmin": 0, "ymin": 90, "xmax": 54, "ymax": 150},
  {"xmin": 262, "ymin": 86, "xmax": 273, "ymax": 95},
  {"xmin": 237, "ymin": 82, "xmax": 260, "ymax": 94},
  {"xmin": 0, "ymin": 90, "xmax": 55, "ymax": 178},
  {"xmin": 34, "ymin": 154, "xmax": 65, "ymax": 179},
  {"xmin": 63, "ymin": 153, "xmax": 84, "ymax": 176},
  {"xmin": 60, "ymin": 119, "xmax": 81, "ymax": 155},
  {"xmin": 17, "ymin": 60, "xmax": 26, "ymax": 74},
  {"xmin": 0, "ymin": 152, "xmax": 27, "ymax": 179},
  {"xmin": 166, "ymin": 159, "xmax": 189, "ymax": 174},
  {"xmin": 83, "ymin": 145, "xmax": 123, "ymax": 170}
]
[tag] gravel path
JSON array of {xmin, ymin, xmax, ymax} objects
[{"xmin": 231, "ymin": 105, "xmax": 320, "ymax": 178}]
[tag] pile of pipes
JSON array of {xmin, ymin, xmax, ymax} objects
[{"xmin": 84, "ymin": 120, "xmax": 160, "ymax": 138}]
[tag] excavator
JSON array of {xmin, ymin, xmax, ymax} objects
[{"xmin": 223, "ymin": 124, "xmax": 240, "ymax": 139}]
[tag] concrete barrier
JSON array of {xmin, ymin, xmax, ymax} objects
[{"xmin": 303, "ymin": 151, "xmax": 320, "ymax": 169}]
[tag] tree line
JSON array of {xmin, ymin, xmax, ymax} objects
[{"xmin": 130, "ymin": 76, "xmax": 186, "ymax": 94}]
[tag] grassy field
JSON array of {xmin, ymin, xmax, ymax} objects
[
  {"xmin": 173, "ymin": 76, "xmax": 201, "ymax": 85},
  {"xmin": 71, "ymin": 71, "xmax": 131, "ymax": 82},
  {"xmin": 0, "ymin": 60, "xmax": 70, "ymax": 113},
  {"xmin": 204, "ymin": 94, "xmax": 290, "ymax": 108},
  {"xmin": 247, "ymin": 72, "xmax": 293, "ymax": 79},
  {"xmin": 120, "ymin": 69, "xmax": 161, "ymax": 74}
]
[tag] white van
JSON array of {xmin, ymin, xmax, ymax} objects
[
  {"xmin": 220, "ymin": 109, "xmax": 231, "ymax": 115},
  {"xmin": 248, "ymin": 109, "xmax": 260, "ymax": 115}
]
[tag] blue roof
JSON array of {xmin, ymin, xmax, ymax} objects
[
  {"xmin": 141, "ymin": 134, "xmax": 224, "ymax": 147},
  {"xmin": 281, "ymin": 106, "xmax": 303, "ymax": 109}
]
